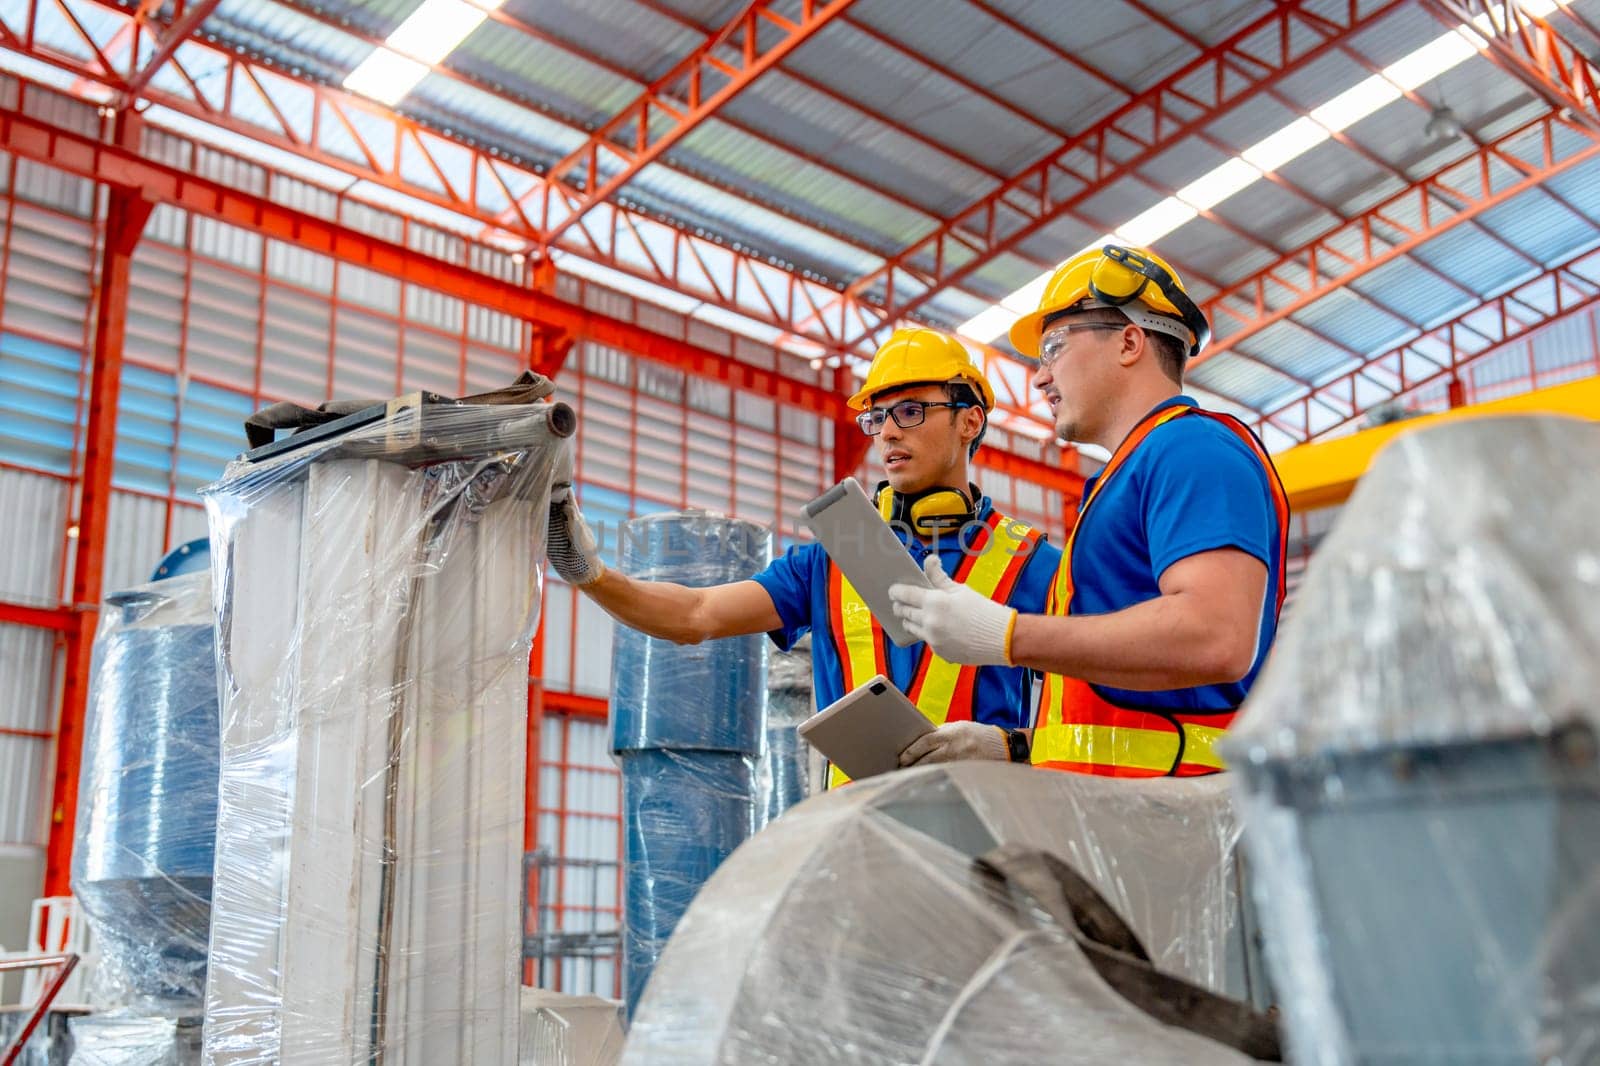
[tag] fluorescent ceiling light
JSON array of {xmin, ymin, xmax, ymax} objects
[
  {"xmin": 344, "ymin": 0, "xmax": 503, "ymax": 105},
  {"xmin": 1177, "ymin": 158, "xmax": 1259, "ymax": 209},
  {"xmin": 1241, "ymin": 116, "xmax": 1329, "ymax": 173},
  {"xmin": 344, "ymin": 47, "xmax": 430, "ymax": 106},
  {"xmin": 1001, "ymin": 269, "xmax": 1056, "ymax": 313},
  {"xmin": 956, "ymin": 304, "xmax": 1021, "ymax": 343},
  {"xmin": 388, "ymin": 0, "xmax": 498, "ymax": 62},
  {"xmin": 955, "ymin": 2, "xmax": 1570, "ymax": 345},
  {"xmin": 1115, "ymin": 199, "xmax": 1198, "ymax": 246}
]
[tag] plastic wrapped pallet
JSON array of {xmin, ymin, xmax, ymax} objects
[
  {"xmin": 71, "ymin": 572, "xmax": 218, "ymax": 1011},
  {"xmin": 609, "ymin": 512, "xmax": 770, "ymax": 1015},
  {"xmin": 1224, "ymin": 415, "xmax": 1600, "ymax": 1065},
  {"xmin": 68, "ymin": 1013, "xmax": 202, "ymax": 1065},
  {"xmin": 623, "ymin": 762, "xmax": 1266, "ymax": 1064},
  {"xmin": 201, "ymin": 395, "xmax": 573, "ymax": 1065}
]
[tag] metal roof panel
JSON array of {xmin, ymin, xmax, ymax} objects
[
  {"xmin": 722, "ymin": 71, "xmax": 995, "ymax": 217},
  {"xmin": 781, "ymin": 21, "xmax": 1049, "ymax": 176},
  {"xmin": 1478, "ymin": 185, "xmax": 1600, "ymax": 267},
  {"xmin": 494, "ymin": 0, "xmax": 708, "ymax": 83},
  {"xmin": 1290, "ymin": 284, "xmax": 1415, "ymax": 353}
]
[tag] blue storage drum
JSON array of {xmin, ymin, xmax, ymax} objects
[
  {"xmin": 609, "ymin": 511, "xmax": 770, "ymax": 1015},
  {"xmin": 71, "ymin": 568, "xmax": 220, "ymax": 1008}
]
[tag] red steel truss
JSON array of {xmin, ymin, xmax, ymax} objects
[
  {"xmin": 529, "ymin": 0, "xmax": 858, "ymax": 244},
  {"xmin": 1192, "ymin": 111, "xmax": 1600, "ymax": 366},
  {"xmin": 800, "ymin": 0, "xmax": 1409, "ymax": 345},
  {"xmin": 0, "ymin": 0, "xmax": 888, "ymax": 353},
  {"xmin": 122, "ymin": 0, "xmax": 223, "ymax": 96},
  {"xmin": 1420, "ymin": 0, "xmax": 1600, "ymax": 136},
  {"xmin": 1253, "ymin": 245, "xmax": 1600, "ymax": 442}
]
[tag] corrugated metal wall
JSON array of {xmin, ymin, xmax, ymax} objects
[{"xmin": 0, "ymin": 136, "xmax": 836, "ymax": 922}]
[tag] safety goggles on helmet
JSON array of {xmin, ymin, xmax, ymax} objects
[
  {"xmin": 1063, "ymin": 245, "xmax": 1211, "ymax": 358},
  {"xmin": 856, "ymin": 399, "xmax": 973, "ymax": 436}
]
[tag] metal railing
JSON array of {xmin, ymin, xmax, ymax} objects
[{"xmin": 523, "ymin": 851, "xmax": 621, "ymax": 997}]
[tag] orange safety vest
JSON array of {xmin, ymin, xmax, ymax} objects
[
  {"xmin": 826, "ymin": 509, "xmax": 1042, "ymax": 787},
  {"xmin": 1033, "ymin": 404, "xmax": 1290, "ymax": 778}
]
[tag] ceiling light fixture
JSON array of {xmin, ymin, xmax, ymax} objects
[{"xmin": 343, "ymin": 0, "xmax": 505, "ymax": 106}]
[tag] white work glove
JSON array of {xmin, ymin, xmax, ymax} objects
[
  {"xmin": 546, "ymin": 447, "xmax": 606, "ymax": 587},
  {"xmin": 888, "ymin": 555, "xmax": 1017, "ymax": 666},
  {"xmin": 898, "ymin": 721, "xmax": 1009, "ymax": 766}
]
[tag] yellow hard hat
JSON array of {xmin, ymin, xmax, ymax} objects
[
  {"xmin": 847, "ymin": 327, "xmax": 996, "ymax": 412},
  {"xmin": 1009, "ymin": 244, "xmax": 1210, "ymax": 360}
]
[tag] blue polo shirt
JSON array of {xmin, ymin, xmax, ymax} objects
[
  {"xmin": 753, "ymin": 498, "xmax": 1062, "ymax": 728},
  {"xmin": 1069, "ymin": 396, "xmax": 1284, "ymax": 712}
]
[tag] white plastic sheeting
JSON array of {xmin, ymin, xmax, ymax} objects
[
  {"xmin": 624, "ymin": 762, "xmax": 1266, "ymax": 1065},
  {"xmin": 202, "ymin": 399, "xmax": 569, "ymax": 1065}
]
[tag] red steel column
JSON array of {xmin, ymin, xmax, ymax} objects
[{"xmin": 43, "ymin": 114, "xmax": 153, "ymax": 896}]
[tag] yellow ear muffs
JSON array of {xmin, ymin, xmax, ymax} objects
[{"xmin": 873, "ymin": 481, "xmax": 978, "ymax": 535}]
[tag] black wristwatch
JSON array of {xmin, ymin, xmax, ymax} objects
[{"xmin": 1003, "ymin": 729, "xmax": 1031, "ymax": 763}]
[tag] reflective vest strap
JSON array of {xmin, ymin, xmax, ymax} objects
[
  {"xmin": 828, "ymin": 564, "xmax": 885, "ymax": 693},
  {"xmin": 1032, "ymin": 676, "xmax": 1232, "ymax": 777},
  {"xmin": 907, "ymin": 513, "xmax": 1039, "ymax": 724}
]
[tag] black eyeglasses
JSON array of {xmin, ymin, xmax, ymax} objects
[{"xmin": 856, "ymin": 400, "xmax": 972, "ymax": 436}]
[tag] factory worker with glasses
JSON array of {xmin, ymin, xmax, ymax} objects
[
  {"xmin": 890, "ymin": 245, "xmax": 1291, "ymax": 778},
  {"xmin": 544, "ymin": 327, "xmax": 1063, "ymax": 781}
]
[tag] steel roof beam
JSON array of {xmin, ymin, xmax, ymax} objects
[
  {"xmin": 1254, "ymin": 243, "xmax": 1600, "ymax": 442},
  {"xmin": 799, "ymin": 0, "xmax": 1406, "ymax": 345},
  {"xmin": 0, "ymin": 2, "xmax": 902, "ymax": 355},
  {"xmin": 261, "ymin": 1, "xmax": 986, "ymax": 302},
  {"xmin": 1193, "ymin": 109, "xmax": 1600, "ymax": 367},
  {"xmin": 123, "ymin": 0, "xmax": 221, "ymax": 96},
  {"xmin": 531, "ymin": 0, "xmax": 859, "ymax": 246},
  {"xmin": 1421, "ymin": 0, "xmax": 1600, "ymax": 138}
]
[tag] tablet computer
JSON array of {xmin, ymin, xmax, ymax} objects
[
  {"xmin": 797, "ymin": 675, "xmax": 933, "ymax": 781},
  {"xmin": 800, "ymin": 477, "xmax": 931, "ymax": 647}
]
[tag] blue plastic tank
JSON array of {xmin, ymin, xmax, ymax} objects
[
  {"xmin": 609, "ymin": 511, "xmax": 770, "ymax": 1014},
  {"xmin": 71, "ymin": 568, "xmax": 219, "ymax": 1007}
]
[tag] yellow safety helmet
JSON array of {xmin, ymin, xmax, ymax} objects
[
  {"xmin": 847, "ymin": 327, "xmax": 996, "ymax": 412},
  {"xmin": 1009, "ymin": 245, "xmax": 1210, "ymax": 360}
]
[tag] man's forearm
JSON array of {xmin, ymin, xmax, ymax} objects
[
  {"xmin": 583, "ymin": 569, "xmax": 715, "ymax": 645},
  {"xmin": 1008, "ymin": 593, "xmax": 1253, "ymax": 691}
]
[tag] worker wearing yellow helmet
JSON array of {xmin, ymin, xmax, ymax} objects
[
  {"xmin": 890, "ymin": 245, "xmax": 1291, "ymax": 778},
  {"xmin": 545, "ymin": 327, "xmax": 1061, "ymax": 776}
]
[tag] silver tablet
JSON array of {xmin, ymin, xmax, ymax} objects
[
  {"xmin": 800, "ymin": 477, "xmax": 931, "ymax": 647},
  {"xmin": 797, "ymin": 675, "xmax": 933, "ymax": 781}
]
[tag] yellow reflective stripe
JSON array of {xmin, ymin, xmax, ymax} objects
[
  {"xmin": 1032, "ymin": 722, "xmax": 1179, "ymax": 773},
  {"xmin": 837, "ymin": 574, "xmax": 881, "ymax": 691},
  {"xmin": 1179, "ymin": 723, "xmax": 1229, "ymax": 771},
  {"xmin": 1031, "ymin": 722, "xmax": 1229, "ymax": 772},
  {"xmin": 912, "ymin": 520, "xmax": 1033, "ymax": 722}
]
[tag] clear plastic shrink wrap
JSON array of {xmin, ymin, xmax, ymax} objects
[
  {"xmin": 759, "ymin": 633, "xmax": 814, "ymax": 824},
  {"xmin": 609, "ymin": 512, "xmax": 770, "ymax": 1016},
  {"xmin": 71, "ymin": 572, "xmax": 219, "ymax": 1011},
  {"xmin": 1224, "ymin": 415, "xmax": 1600, "ymax": 1065},
  {"xmin": 200, "ymin": 396, "xmax": 573, "ymax": 1065},
  {"xmin": 67, "ymin": 1014, "xmax": 203, "ymax": 1065},
  {"xmin": 623, "ymin": 762, "xmax": 1267, "ymax": 1064}
]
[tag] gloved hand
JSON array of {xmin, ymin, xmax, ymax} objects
[
  {"xmin": 546, "ymin": 446, "xmax": 606, "ymax": 587},
  {"xmin": 898, "ymin": 721, "xmax": 1009, "ymax": 766},
  {"xmin": 889, "ymin": 555, "xmax": 1017, "ymax": 666}
]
